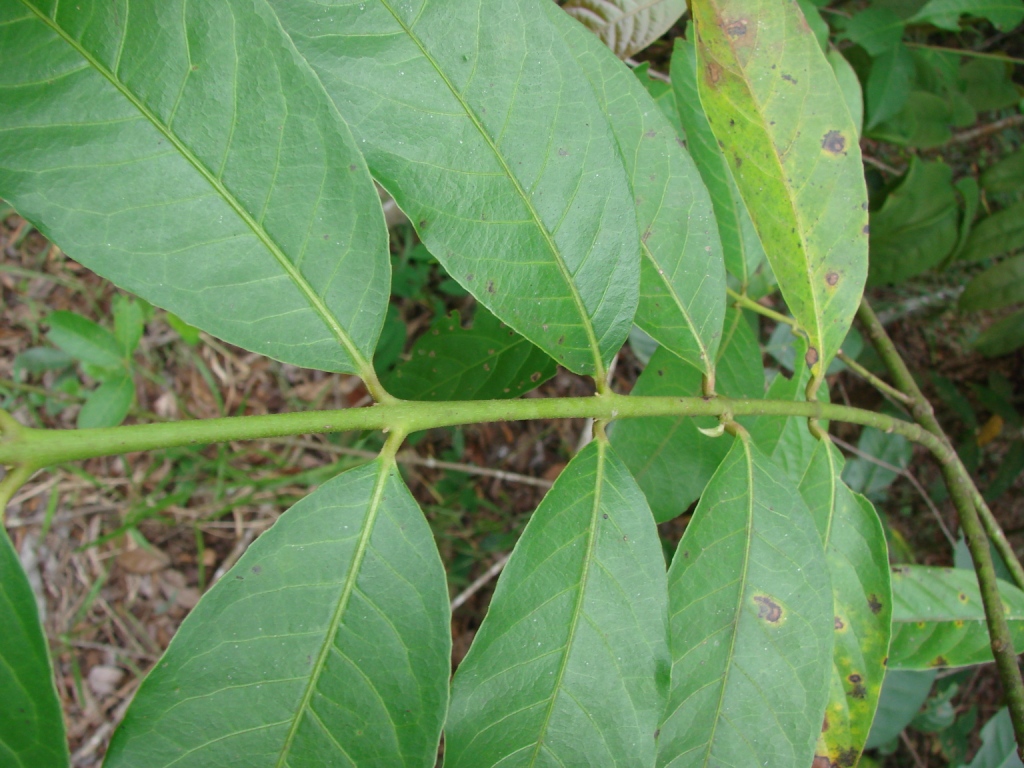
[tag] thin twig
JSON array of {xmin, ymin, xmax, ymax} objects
[
  {"xmin": 951, "ymin": 114, "xmax": 1024, "ymax": 144},
  {"xmin": 830, "ymin": 434, "xmax": 956, "ymax": 548},
  {"xmin": 450, "ymin": 553, "xmax": 511, "ymax": 611},
  {"xmin": 904, "ymin": 41, "xmax": 1024, "ymax": 66},
  {"xmin": 862, "ymin": 154, "xmax": 905, "ymax": 176},
  {"xmin": 836, "ymin": 350, "xmax": 915, "ymax": 406}
]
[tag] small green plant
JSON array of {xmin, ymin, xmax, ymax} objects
[{"xmin": 2, "ymin": 0, "xmax": 1024, "ymax": 766}]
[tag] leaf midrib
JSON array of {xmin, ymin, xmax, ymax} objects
[
  {"xmin": 696, "ymin": 0, "xmax": 826, "ymax": 362},
  {"xmin": 377, "ymin": 0, "xmax": 606, "ymax": 378},
  {"xmin": 275, "ymin": 459, "xmax": 393, "ymax": 765},
  {"xmin": 22, "ymin": 1, "xmax": 373, "ymax": 377},
  {"xmin": 528, "ymin": 442, "xmax": 605, "ymax": 764},
  {"xmin": 702, "ymin": 440, "xmax": 754, "ymax": 763}
]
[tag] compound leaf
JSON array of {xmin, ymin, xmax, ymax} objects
[
  {"xmin": 889, "ymin": 565, "xmax": 1024, "ymax": 670},
  {"xmin": 0, "ymin": 530, "xmax": 68, "ymax": 768},
  {"xmin": 561, "ymin": 15, "xmax": 726, "ymax": 377},
  {"xmin": 385, "ymin": 306, "xmax": 556, "ymax": 400},
  {"xmin": 105, "ymin": 459, "xmax": 450, "ymax": 767},
  {"xmin": 563, "ymin": 0, "xmax": 689, "ymax": 59},
  {"xmin": 273, "ymin": 0, "xmax": 641, "ymax": 378},
  {"xmin": 658, "ymin": 437, "xmax": 833, "ymax": 767},
  {"xmin": 0, "ymin": 0, "xmax": 389, "ymax": 377},
  {"xmin": 692, "ymin": 0, "xmax": 869, "ymax": 380},
  {"xmin": 445, "ymin": 440, "xmax": 669, "ymax": 767}
]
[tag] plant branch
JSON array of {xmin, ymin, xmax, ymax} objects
[
  {"xmin": 858, "ymin": 297, "xmax": 1024, "ymax": 757},
  {"xmin": 0, "ymin": 395, "xmax": 952, "ymax": 474}
]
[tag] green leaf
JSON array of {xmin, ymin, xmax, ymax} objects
[
  {"xmin": 0, "ymin": 530, "xmax": 69, "ymax": 768},
  {"xmin": 961, "ymin": 58, "xmax": 1021, "ymax": 112},
  {"xmin": 632, "ymin": 63, "xmax": 683, "ymax": 134},
  {"xmin": 273, "ymin": 0, "xmax": 641, "ymax": 378},
  {"xmin": 0, "ymin": 1, "xmax": 389, "ymax": 377},
  {"xmin": 888, "ymin": 565, "xmax": 1024, "ymax": 669},
  {"xmin": 961, "ymin": 254, "xmax": 1024, "ymax": 312},
  {"xmin": 385, "ymin": 306, "xmax": 556, "ymax": 401},
  {"xmin": 828, "ymin": 48, "xmax": 864, "ymax": 136},
  {"xmin": 692, "ymin": 0, "xmax": 869, "ymax": 380},
  {"xmin": 77, "ymin": 373, "xmax": 134, "ymax": 428},
  {"xmin": 967, "ymin": 708, "xmax": 1023, "ymax": 768},
  {"xmin": 868, "ymin": 158, "xmax": 959, "ymax": 285},
  {"xmin": 610, "ymin": 307, "xmax": 764, "ymax": 522},
  {"xmin": 799, "ymin": 445, "xmax": 892, "ymax": 766},
  {"xmin": 842, "ymin": 425, "xmax": 911, "ymax": 498},
  {"xmin": 797, "ymin": 0, "xmax": 830, "ymax": 51},
  {"xmin": 112, "ymin": 295, "xmax": 145, "ymax": 357},
  {"xmin": 444, "ymin": 440, "xmax": 669, "ymax": 767},
  {"xmin": 976, "ymin": 310, "xmax": 1024, "ymax": 357},
  {"xmin": 981, "ymin": 147, "xmax": 1024, "ymax": 195},
  {"xmin": 12, "ymin": 347, "xmax": 73, "ymax": 376},
  {"xmin": 563, "ymin": 0, "xmax": 689, "ymax": 58},
  {"xmin": 561, "ymin": 16, "xmax": 726, "ymax": 377},
  {"xmin": 950, "ymin": 176, "xmax": 981, "ymax": 262},
  {"xmin": 961, "ymin": 201, "xmax": 1024, "ymax": 263},
  {"xmin": 865, "ymin": 670, "xmax": 937, "ymax": 749},
  {"xmin": 841, "ymin": 7, "xmax": 907, "ymax": 56},
  {"xmin": 909, "ymin": 0, "xmax": 1024, "ymax": 30},
  {"xmin": 658, "ymin": 437, "xmax": 833, "ymax": 767},
  {"xmin": 871, "ymin": 90, "xmax": 955, "ymax": 147},
  {"xmin": 165, "ymin": 312, "xmax": 200, "ymax": 347},
  {"xmin": 45, "ymin": 311, "xmax": 123, "ymax": 370},
  {"xmin": 670, "ymin": 38, "xmax": 767, "ymax": 289},
  {"xmin": 105, "ymin": 459, "xmax": 450, "ymax": 767},
  {"xmin": 865, "ymin": 44, "xmax": 914, "ymax": 129}
]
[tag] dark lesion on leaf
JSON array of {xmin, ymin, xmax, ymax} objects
[
  {"xmin": 822, "ymin": 130, "xmax": 846, "ymax": 155},
  {"xmin": 705, "ymin": 61, "xmax": 723, "ymax": 86},
  {"xmin": 868, "ymin": 593, "xmax": 883, "ymax": 614},
  {"xmin": 723, "ymin": 18, "xmax": 747, "ymax": 36},
  {"xmin": 753, "ymin": 594, "xmax": 783, "ymax": 623},
  {"xmin": 826, "ymin": 271, "xmax": 839, "ymax": 286},
  {"xmin": 805, "ymin": 347, "xmax": 819, "ymax": 367},
  {"xmin": 834, "ymin": 615, "xmax": 845, "ymax": 630}
]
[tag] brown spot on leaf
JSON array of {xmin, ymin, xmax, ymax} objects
[
  {"xmin": 705, "ymin": 61, "xmax": 723, "ymax": 86},
  {"xmin": 848, "ymin": 673, "xmax": 862, "ymax": 683},
  {"xmin": 466, "ymin": 273, "xmax": 474, "ymax": 281},
  {"xmin": 822, "ymin": 130, "xmax": 846, "ymax": 154},
  {"xmin": 530, "ymin": 371, "xmax": 541, "ymax": 382},
  {"xmin": 642, "ymin": 227, "xmax": 652, "ymax": 243},
  {"xmin": 862, "ymin": 224, "xmax": 870, "ymax": 235},
  {"xmin": 958, "ymin": 591, "xmax": 968, "ymax": 603},
  {"xmin": 838, "ymin": 748, "xmax": 859, "ymax": 767},
  {"xmin": 805, "ymin": 347, "xmax": 819, "ymax": 367},
  {"xmin": 812, "ymin": 756, "xmax": 832, "ymax": 768},
  {"xmin": 782, "ymin": 73, "xmax": 797, "ymax": 84},
  {"xmin": 826, "ymin": 271, "xmax": 839, "ymax": 286},
  {"xmin": 644, "ymin": 129, "xmax": 657, "ymax": 138},
  {"xmin": 419, "ymin": 219, "xmax": 428, "ymax": 228},
  {"xmin": 734, "ymin": 155, "xmax": 743, "ymax": 168},
  {"xmin": 868, "ymin": 594, "xmax": 883, "ymax": 614},
  {"xmin": 822, "ymin": 715, "xmax": 830, "ymax": 732},
  {"xmin": 557, "ymin": 335, "xmax": 565, "ymax": 345},
  {"xmin": 682, "ymin": 550, "xmax": 689, "ymax": 559},
  {"xmin": 932, "ymin": 655, "xmax": 948, "ymax": 667},
  {"xmin": 251, "ymin": 565, "xmax": 262, "ymax": 575},
  {"xmin": 834, "ymin": 616, "xmax": 845, "ymax": 630},
  {"xmin": 487, "ymin": 280, "xmax": 496, "ymax": 294},
  {"xmin": 724, "ymin": 18, "xmax": 747, "ymax": 36},
  {"xmin": 753, "ymin": 594, "xmax": 782, "ymax": 623},
  {"xmin": 850, "ymin": 682, "xmax": 866, "ymax": 699},
  {"xmin": 558, "ymin": 148, "xmax": 568, "ymax": 156}
]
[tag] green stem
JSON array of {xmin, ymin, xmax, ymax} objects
[
  {"xmin": 0, "ymin": 394, "xmax": 950, "ymax": 472},
  {"xmin": 726, "ymin": 287, "xmax": 798, "ymax": 328},
  {"xmin": 835, "ymin": 350, "xmax": 915, "ymax": 406},
  {"xmin": 858, "ymin": 297, "xmax": 1024, "ymax": 757}
]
